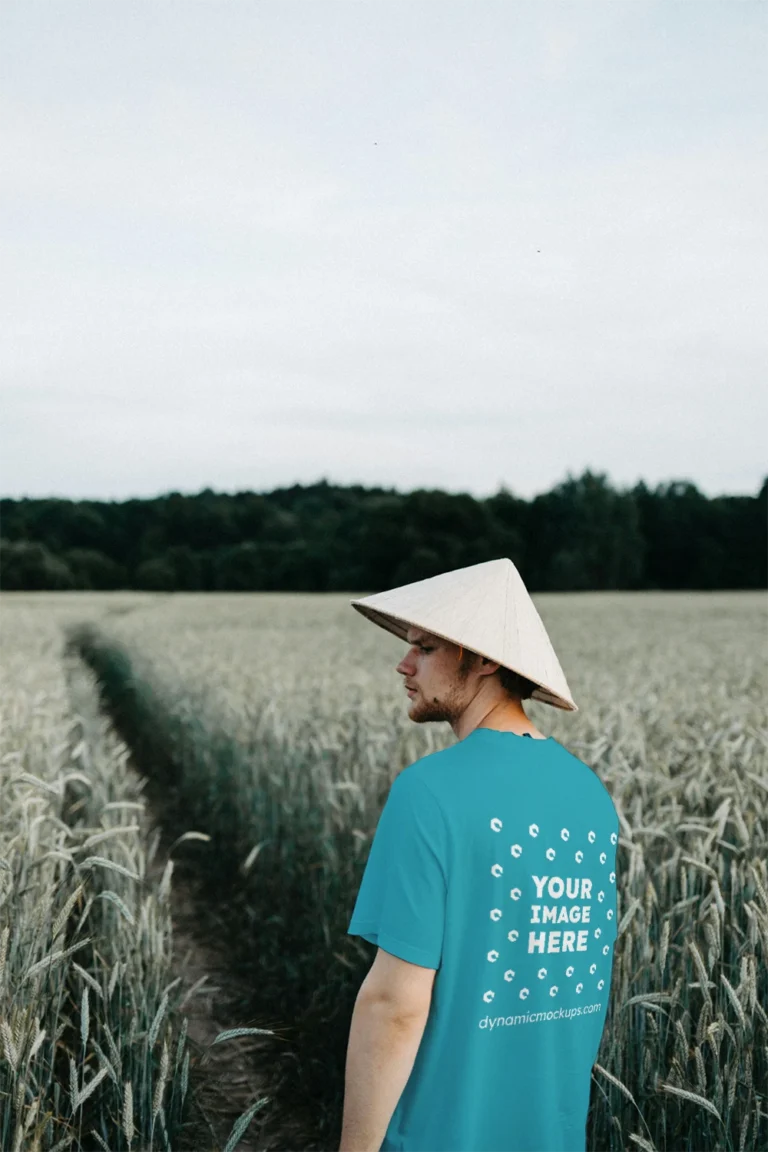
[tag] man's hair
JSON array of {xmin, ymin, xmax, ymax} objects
[
  {"xmin": 497, "ymin": 664, "xmax": 538, "ymax": 701},
  {"xmin": 457, "ymin": 646, "xmax": 537, "ymax": 701}
]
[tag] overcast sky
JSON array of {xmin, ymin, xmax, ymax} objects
[{"xmin": 2, "ymin": 2, "xmax": 766, "ymax": 503}]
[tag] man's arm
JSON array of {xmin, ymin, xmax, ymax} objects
[
  {"xmin": 338, "ymin": 992, "xmax": 430, "ymax": 1152},
  {"xmin": 339, "ymin": 948, "xmax": 436, "ymax": 1151}
]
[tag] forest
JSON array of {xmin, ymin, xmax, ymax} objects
[{"xmin": 1, "ymin": 469, "xmax": 766, "ymax": 592}]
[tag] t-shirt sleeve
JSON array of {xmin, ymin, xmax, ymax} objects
[{"xmin": 347, "ymin": 770, "xmax": 448, "ymax": 970}]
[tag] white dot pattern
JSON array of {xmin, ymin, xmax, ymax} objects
[{"xmin": 484, "ymin": 814, "xmax": 618, "ymax": 1006}]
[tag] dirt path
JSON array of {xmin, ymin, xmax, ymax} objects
[
  {"xmin": 167, "ymin": 864, "xmax": 279, "ymax": 1152},
  {"xmin": 65, "ymin": 635, "xmax": 316, "ymax": 1151}
]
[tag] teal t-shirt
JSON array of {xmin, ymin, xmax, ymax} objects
[{"xmin": 347, "ymin": 728, "xmax": 620, "ymax": 1152}]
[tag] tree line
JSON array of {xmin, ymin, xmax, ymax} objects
[{"xmin": 1, "ymin": 470, "xmax": 766, "ymax": 593}]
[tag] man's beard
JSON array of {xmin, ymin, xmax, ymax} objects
[{"xmin": 409, "ymin": 681, "xmax": 466, "ymax": 724}]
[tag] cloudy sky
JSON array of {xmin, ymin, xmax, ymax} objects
[{"xmin": 2, "ymin": 2, "xmax": 766, "ymax": 502}]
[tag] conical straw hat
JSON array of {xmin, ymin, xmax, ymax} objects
[{"xmin": 350, "ymin": 557, "xmax": 577, "ymax": 712}]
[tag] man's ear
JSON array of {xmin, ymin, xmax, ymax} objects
[{"xmin": 478, "ymin": 657, "xmax": 501, "ymax": 677}]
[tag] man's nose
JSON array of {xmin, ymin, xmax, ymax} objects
[{"xmin": 396, "ymin": 655, "xmax": 414, "ymax": 675}]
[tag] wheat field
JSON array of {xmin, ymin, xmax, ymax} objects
[
  {"xmin": 0, "ymin": 595, "xmax": 195, "ymax": 1151},
  {"xmin": 2, "ymin": 590, "xmax": 766, "ymax": 1151},
  {"xmin": 0, "ymin": 596, "xmax": 270, "ymax": 1152}
]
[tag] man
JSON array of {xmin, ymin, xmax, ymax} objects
[{"xmin": 340, "ymin": 558, "xmax": 620, "ymax": 1152}]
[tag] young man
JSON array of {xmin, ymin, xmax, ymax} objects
[{"xmin": 340, "ymin": 558, "xmax": 620, "ymax": 1152}]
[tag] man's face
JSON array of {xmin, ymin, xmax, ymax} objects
[{"xmin": 395, "ymin": 627, "xmax": 474, "ymax": 724}]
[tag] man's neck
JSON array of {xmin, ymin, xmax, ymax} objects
[{"xmin": 453, "ymin": 695, "xmax": 542, "ymax": 741}]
